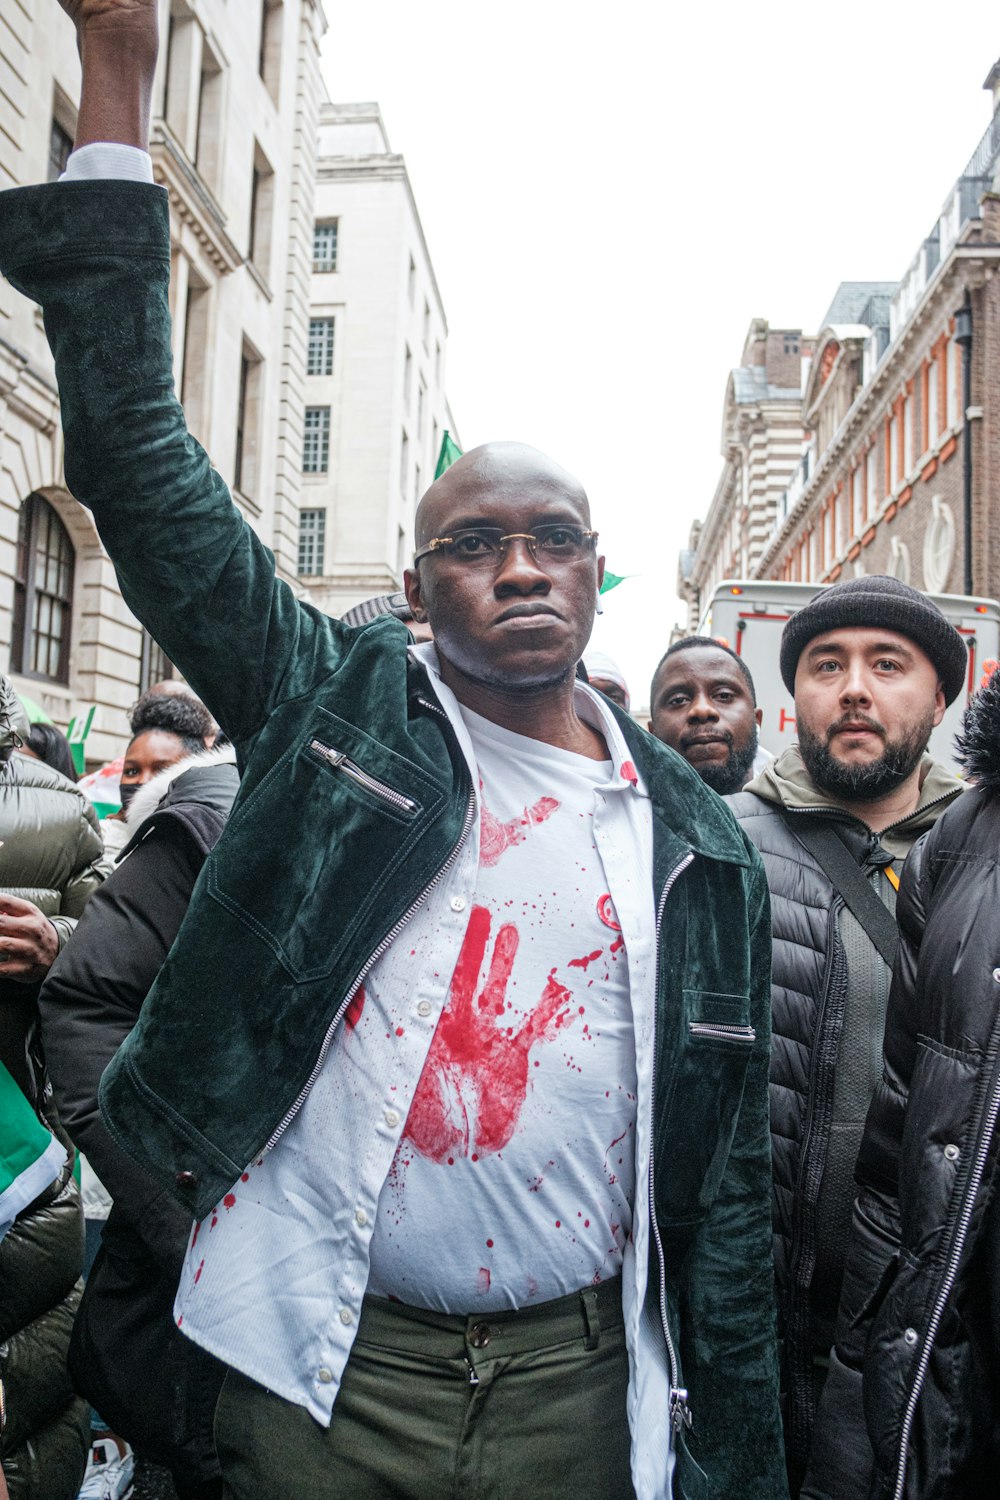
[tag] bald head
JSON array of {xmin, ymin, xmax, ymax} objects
[{"xmin": 414, "ymin": 441, "xmax": 590, "ymax": 553}]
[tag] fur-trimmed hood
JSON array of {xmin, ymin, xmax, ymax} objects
[
  {"xmin": 957, "ymin": 666, "xmax": 1000, "ymax": 794},
  {"xmin": 124, "ymin": 744, "xmax": 238, "ymax": 833}
]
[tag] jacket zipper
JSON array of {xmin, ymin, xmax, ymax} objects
[
  {"xmin": 649, "ymin": 850, "xmax": 695, "ymax": 1435},
  {"xmin": 264, "ymin": 767, "xmax": 476, "ymax": 1153},
  {"xmin": 310, "ymin": 739, "xmax": 418, "ymax": 816},
  {"xmin": 891, "ymin": 1026, "xmax": 1000, "ymax": 1499},
  {"xmin": 688, "ymin": 1021, "xmax": 756, "ymax": 1043}
]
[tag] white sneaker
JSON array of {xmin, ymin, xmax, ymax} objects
[{"xmin": 78, "ymin": 1437, "xmax": 135, "ymax": 1500}]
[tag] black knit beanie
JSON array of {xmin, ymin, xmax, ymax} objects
[{"xmin": 779, "ymin": 575, "xmax": 968, "ymax": 705}]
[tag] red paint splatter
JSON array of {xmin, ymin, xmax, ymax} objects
[
  {"xmin": 486, "ymin": 1238, "xmax": 494, "ymax": 1248},
  {"xmin": 191, "ymin": 1221, "xmax": 200, "ymax": 1250},
  {"xmin": 177, "ymin": 1315, "xmax": 183, "ymax": 1327},
  {"xmin": 569, "ymin": 948, "xmax": 603, "ymax": 970},
  {"xmin": 395, "ymin": 1026, "xmax": 405, "ymax": 1037},
  {"xmin": 620, "ymin": 760, "xmax": 638, "ymax": 786},
  {"xmin": 610, "ymin": 936, "xmax": 625, "ymax": 955},
  {"xmin": 479, "ymin": 788, "xmax": 559, "ymax": 867},
  {"xmin": 477, "ymin": 1267, "xmax": 491, "ymax": 1295},
  {"xmin": 223, "ymin": 1193, "xmax": 236, "ymax": 1210},
  {"xmin": 345, "ymin": 985, "xmax": 366, "ymax": 1031},
  {"xmin": 597, "ymin": 894, "xmax": 621, "ymax": 932},
  {"xmin": 555, "ymin": 1220, "xmax": 562, "ymax": 1228},
  {"xmin": 241, "ymin": 1173, "xmax": 250, "ymax": 1182},
  {"xmin": 210, "ymin": 1214, "xmax": 218, "ymax": 1229},
  {"xmin": 194, "ymin": 1259, "xmax": 205, "ymax": 1285},
  {"xmin": 403, "ymin": 906, "xmax": 576, "ymax": 1162}
]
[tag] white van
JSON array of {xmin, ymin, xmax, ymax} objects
[{"xmin": 697, "ymin": 581, "xmax": 1000, "ymax": 773}]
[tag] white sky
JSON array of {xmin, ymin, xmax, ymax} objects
[{"xmin": 321, "ymin": 2, "xmax": 999, "ymax": 710}]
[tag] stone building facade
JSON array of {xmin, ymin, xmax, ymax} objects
[
  {"xmin": 681, "ymin": 61, "xmax": 1000, "ymax": 628},
  {"xmin": 677, "ymin": 320, "xmax": 812, "ymax": 631},
  {"xmin": 0, "ymin": 0, "xmax": 327, "ymax": 763},
  {"xmin": 295, "ymin": 102, "xmax": 459, "ymax": 618}
]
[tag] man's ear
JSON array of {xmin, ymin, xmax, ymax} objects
[
  {"xmin": 755, "ymin": 707, "xmax": 763, "ymax": 728},
  {"xmin": 403, "ymin": 567, "xmax": 427, "ymax": 623},
  {"xmin": 647, "ymin": 719, "xmax": 653, "ymax": 734}
]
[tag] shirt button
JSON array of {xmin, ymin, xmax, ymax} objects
[
  {"xmin": 339, "ymin": 1307, "xmax": 353, "ymax": 1326},
  {"xmin": 450, "ymin": 896, "xmax": 467, "ymax": 912},
  {"xmin": 317, "ymin": 1367, "xmax": 333, "ymax": 1383},
  {"xmin": 993, "ymin": 968, "xmax": 1000, "ymax": 984},
  {"xmin": 355, "ymin": 1208, "xmax": 368, "ymax": 1227},
  {"xmin": 417, "ymin": 1001, "xmax": 432, "ymax": 1017},
  {"xmin": 384, "ymin": 1109, "xmax": 400, "ymax": 1129},
  {"xmin": 903, "ymin": 1328, "xmax": 918, "ymax": 1346},
  {"xmin": 943, "ymin": 1144, "xmax": 960, "ymax": 1162}
]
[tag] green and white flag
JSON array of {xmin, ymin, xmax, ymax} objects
[
  {"xmin": 434, "ymin": 430, "xmax": 463, "ymax": 480},
  {"xmin": 0, "ymin": 1061, "xmax": 64, "ymax": 1240}
]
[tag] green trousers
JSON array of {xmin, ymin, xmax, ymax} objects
[{"xmin": 214, "ymin": 1278, "xmax": 636, "ymax": 1499}]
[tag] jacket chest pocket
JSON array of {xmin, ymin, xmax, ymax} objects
[
  {"xmin": 206, "ymin": 712, "xmax": 446, "ymax": 982},
  {"xmin": 654, "ymin": 990, "xmax": 755, "ymax": 1225}
]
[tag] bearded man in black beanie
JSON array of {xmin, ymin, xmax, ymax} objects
[{"xmin": 726, "ymin": 574, "xmax": 967, "ymax": 1494}]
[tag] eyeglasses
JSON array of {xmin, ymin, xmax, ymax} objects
[{"xmin": 413, "ymin": 524, "xmax": 599, "ymax": 568}]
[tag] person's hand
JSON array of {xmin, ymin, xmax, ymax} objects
[
  {"xmin": 54, "ymin": 0, "xmax": 158, "ymax": 152},
  {"xmin": 0, "ymin": 895, "xmax": 59, "ymax": 983}
]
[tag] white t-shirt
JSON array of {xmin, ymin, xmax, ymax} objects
[{"xmin": 366, "ymin": 706, "xmax": 638, "ymax": 1310}]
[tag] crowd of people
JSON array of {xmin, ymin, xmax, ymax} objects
[{"xmin": 0, "ymin": 3, "xmax": 997, "ymax": 1498}]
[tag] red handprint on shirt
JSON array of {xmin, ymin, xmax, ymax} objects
[
  {"xmin": 404, "ymin": 905, "xmax": 574, "ymax": 1162},
  {"xmin": 479, "ymin": 790, "xmax": 559, "ymax": 867}
]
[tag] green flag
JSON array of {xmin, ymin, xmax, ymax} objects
[
  {"xmin": 434, "ymin": 430, "xmax": 463, "ymax": 480},
  {"xmin": 0, "ymin": 1061, "xmax": 65, "ymax": 1238},
  {"xmin": 599, "ymin": 570, "xmax": 631, "ymax": 595}
]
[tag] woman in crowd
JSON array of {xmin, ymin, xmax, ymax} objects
[{"xmin": 39, "ymin": 690, "xmax": 237, "ymax": 1500}]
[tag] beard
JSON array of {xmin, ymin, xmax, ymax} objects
[
  {"xmin": 798, "ymin": 707, "xmax": 936, "ymax": 803},
  {"xmin": 682, "ymin": 731, "xmax": 758, "ymax": 796}
]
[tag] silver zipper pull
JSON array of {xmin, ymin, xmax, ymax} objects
[{"xmin": 670, "ymin": 1388, "xmax": 692, "ymax": 1432}]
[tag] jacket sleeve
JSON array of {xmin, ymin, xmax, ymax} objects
[
  {"xmin": 800, "ymin": 831, "xmax": 932, "ymax": 1500},
  {"xmin": 0, "ymin": 181, "xmax": 348, "ymax": 744},
  {"xmin": 685, "ymin": 850, "xmax": 790, "ymax": 1500},
  {"xmin": 39, "ymin": 822, "xmax": 202, "ymax": 1262},
  {"xmin": 49, "ymin": 801, "xmax": 107, "ymax": 951}
]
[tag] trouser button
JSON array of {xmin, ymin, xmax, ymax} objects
[{"xmin": 469, "ymin": 1322, "xmax": 491, "ymax": 1349}]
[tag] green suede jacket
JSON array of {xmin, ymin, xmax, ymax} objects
[{"xmin": 0, "ymin": 180, "xmax": 786, "ymax": 1500}]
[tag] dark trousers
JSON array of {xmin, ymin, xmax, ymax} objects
[{"xmin": 215, "ymin": 1278, "xmax": 635, "ymax": 1499}]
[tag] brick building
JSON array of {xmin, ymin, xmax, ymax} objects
[
  {"xmin": 682, "ymin": 59, "xmax": 1000, "ymax": 623},
  {"xmin": 677, "ymin": 320, "xmax": 812, "ymax": 631}
]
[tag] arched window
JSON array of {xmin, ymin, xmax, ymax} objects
[{"xmin": 10, "ymin": 494, "xmax": 75, "ymax": 683}]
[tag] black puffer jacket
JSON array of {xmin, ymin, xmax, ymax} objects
[
  {"xmin": 40, "ymin": 747, "xmax": 239, "ymax": 1491},
  {"xmin": 802, "ymin": 671, "xmax": 1000, "ymax": 1500},
  {"xmin": 729, "ymin": 750, "xmax": 961, "ymax": 1486}
]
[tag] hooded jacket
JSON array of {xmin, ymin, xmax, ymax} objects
[
  {"xmin": 728, "ymin": 747, "xmax": 962, "ymax": 1484},
  {"xmin": 39, "ymin": 747, "xmax": 239, "ymax": 1488},
  {"xmin": 802, "ymin": 670, "xmax": 1000, "ymax": 1500},
  {"xmin": 0, "ymin": 679, "xmax": 101, "ymax": 1499}
]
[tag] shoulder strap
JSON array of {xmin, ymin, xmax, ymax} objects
[{"xmin": 781, "ymin": 813, "xmax": 899, "ymax": 970}]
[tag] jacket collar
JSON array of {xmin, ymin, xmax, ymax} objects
[{"xmin": 957, "ymin": 667, "xmax": 1000, "ymax": 794}]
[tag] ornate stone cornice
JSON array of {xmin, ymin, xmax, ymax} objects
[{"xmin": 150, "ymin": 127, "xmax": 242, "ymax": 275}]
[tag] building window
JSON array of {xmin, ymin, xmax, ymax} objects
[
  {"xmin": 297, "ymin": 509, "xmax": 326, "ymax": 575},
  {"xmin": 417, "ymin": 380, "xmax": 426, "ymax": 441},
  {"xmin": 834, "ymin": 490, "xmax": 846, "ymax": 556},
  {"xmin": 886, "ymin": 537, "xmax": 912, "ymax": 586},
  {"xmin": 307, "ymin": 317, "xmax": 335, "ymax": 377},
  {"xmin": 403, "ymin": 346, "xmax": 412, "ymax": 407},
  {"xmin": 435, "ymin": 341, "xmax": 442, "ymax": 384},
  {"xmin": 408, "ymin": 255, "xmax": 416, "ymax": 306},
  {"xmin": 248, "ymin": 144, "xmax": 275, "ymax": 282},
  {"xmin": 400, "ymin": 430, "xmax": 409, "ymax": 498},
  {"xmin": 865, "ymin": 445, "xmax": 879, "ymax": 520},
  {"xmin": 11, "ymin": 495, "xmax": 75, "ymax": 684},
  {"xmin": 903, "ymin": 393, "xmax": 914, "ymax": 474},
  {"xmin": 48, "ymin": 119, "xmax": 73, "ymax": 182},
  {"xmin": 233, "ymin": 343, "xmax": 264, "ymax": 499},
  {"xmin": 258, "ymin": 0, "xmax": 282, "ymax": 102},
  {"xmin": 946, "ymin": 339, "xmax": 960, "ymax": 428},
  {"xmin": 422, "ymin": 299, "xmax": 431, "ymax": 349},
  {"xmin": 138, "ymin": 630, "xmax": 173, "ymax": 695},
  {"xmin": 313, "ymin": 221, "xmax": 338, "ymax": 273},
  {"xmin": 303, "ymin": 407, "xmax": 330, "ymax": 473},
  {"xmin": 888, "ymin": 414, "xmax": 899, "ymax": 488},
  {"xmin": 851, "ymin": 464, "xmax": 864, "ymax": 536},
  {"xmin": 926, "ymin": 357, "xmax": 939, "ymax": 445},
  {"xmin": 923, "ymin": 496, "xmax": 955, "ymax": 592},
  {"xmin": 414, "ymin": 462, "xmax": 422, "ymax": 506}
]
